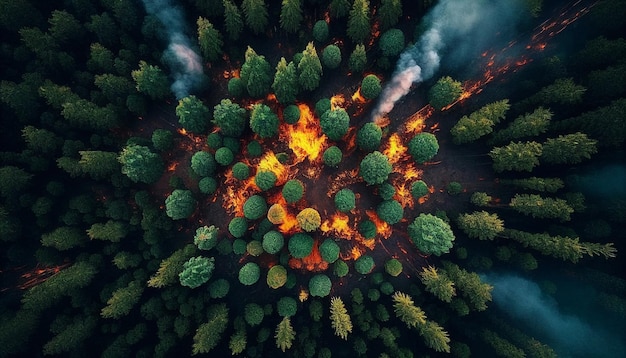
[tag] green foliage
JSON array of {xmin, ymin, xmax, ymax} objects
[
  {"xmin": 428, "ymin": 76, "xmax": 463, "ymax": 109},
  {"xmin": 320, "ymin": 239, "xmax": 340, "ymax": 263},
  {"xmin": 247, "ymin": 240, "xmax": 264, "ymax": 256},
  {"xmin": 101, "ymin": 280, "xmax": 144, "ymax": 319},
  {"xmin": 392, "ymin": 291, "xmax": 426, "ymax": 328},
  {"xmin": 148, "ymin": 245, "xmax": 196, "ymax": 288},
  {"xmin": 555, "ymin": 98, "xmax": 626, "ymax": 148},
  {"xmin": 330, "ymin": 0, "xmax": 351, "ymax": 18},
  {"xmin": 199, "ymin": 177, "xmax": 218, "ymax": 194},
  {"xmin": 197, "ymin": 17, "xmax": 223, "ymax": 62},
  {"xmin": 309, "ymin": 274, "xmax": 332, "ymax": 297},
  {"xmin": 361, "ymin": 74, "xmax": 382, "ymax": 99},
  {"xmin": 43, "ymin": 316, "xmax": 96, "ymax": 356},
  {"xmin": 378, "ymin": 182, "xmax": 395, "ymax": 200},
  {"xmin": 209, "ymin": 278, "xmax": 230, "ymax": 298},
  {"xmin": 223, "ymin": 0, "xmax": 243, "ymax": 40},
  {"xmin": 275, "ymin": 316, "xmax": 295, "ymax": 352},
  {"xmin": 213, "ymin": 99, "xmax": 247, "ymax": 137},
  {"xmin": 355, "ymin": 255, "xmax": 375, "ymax": 274},
  {"xmin": 334, "ymin": 260, "xmax": 349, "ymax": 277},
  {"xmin": 330, "ymin": 297, "xmax": 353, "ymax": 340},
  {"xmin": 384, "ymin": 258, "xmax": 403, "ymax": 277},
  {"xmin": 165, "ymin": 190, "xmax": 197, "ymax": 220},
  {"xmin": 176, "ymin": 95, "xmax": 209, "ymax": 133},
  {"xmin": 541, "ymin": 132, "xmax": 597, "ymax": 164},
  {"xmin": 131, "ymin": 61, "xmax": 169, "ymax": 100},
  {"xmin": 283, "ymin": 105, "xmax": 301, "ymax": 124},
  {"xmin": 41, "ymin": 226, "xmax": 85, "ymax": 251},
  {"xmin": 334, "ymin": 188, "xmax": 356, "ymax": 212},
  {"xmin": 378, "ymin": 0, "xmax": 403, "ymax": 29},
  {"xmin": 457, "ymin": 211, "xmax": 505, "ymax": 240},
  {"xmin": 447, "ymin": 181, "xmax": 462, "ymax": 195},
  {"xmin": 490, "ymin": 141, "xmax": 543, "ymax": 172},
  {"xmin": 242, "ymin": 195, "xmax": 267, "ymax": 221},
  {"xmin": 481, "ymin": 329, "xmax": 525, "ymax": 358},
  {"xmin": 21, "ymin": 126, "xmax": 61, "ymax": 154},
  {"xmin": 262, "ymin": 230, "xmax": 284, "ymax": 254},
  {"xmin": 451, "ymin": 99, "xmax": 511, "ymax": 144},
  {"xmin": 229, "ymin": 329, "xmax": 246, "ymax": 355},
  {"xmin": 500, "ymin": 177, "xmax": 564, "ymax": 193},
  {"xmin": 239, "ymin": 262, "xmax": 260, "ymax": 285},
  {"xmin": 313, "ymin": 20, "xmax": 329, "ymax": 42},
  {"xmin": 322, "ymin": 44, "xmax": 342, "ymax": 69},
  {"xmin": 376, "ymin": 200, "xmax": 403, "ymax": 225},
  {"xmin": 323, "ymin": 146, "xmax": 343, "ymax": 167},
  {"xmin": 267, "ymin": 264, "xmax": 288, "ymax": 289},
  {"xmin": 408, "ymin": 213, "xmax": 455, "ymax": 256},
  {"xmin": 408, "ymin": 132, "xmax": 439, "ymax": 164},
  {"xmin": 347, "ymin": 0, "xmax": 371, "ymax": 43},
  {"xmin": 242, "ymin": 0, "xmax": 268, "ymax": 34},
  {"xmin": 296, "ymin": 208, "xmax": 321, "ymax": 232},
  {"xmin": 245, "ymin": 303, "xmax": 265, "ymax": 327},
  {"xmin": 359, "ymin": 151, "xmax": 392, "ymax": 185},
  {"xmin": 228, "ymin": 217, "xmax": 248, "ymax": 238},
  {"xmin": 315, "ymin": 98, "xmax": 331, "ymax": 116},
  {"xmin": 282, "ymin": 179, "xmax": 304, "ymax": 203},
  {"xmin": 277, "ymin": 296, "xmax": 298, "ymax": 317},
  {"xmin": 233, "ymin": 239, "xmax": 247, "ymax": 254},
  {"xmin": 228, "ymin": 162, "xmax": 249, "ymax": 181},
  {"xmin": 119, "ymin": 144, "xmax": 164, "ymax": 184},
  {"xmin": 379, "ymin": 29, "xmax": 405, "ymax": 57},
  {"xmin": 349, "ymin": 44, "xmax": 368, "ymax": 73},
  {"xmin": 255, "ymin": 170, "xmax": 277, "ymax": 191},
  {"xmin": 509, "ymin": 193, "xmax": 574, "ymax": 221},
  {"xmin": 288, "ymin": 233, "xmax": 314, "ymax": 258},
  {"xmin": 152, "ymin": 129, "xmax": 173, "ymax": 151},
  {"xmin": 358, "ymin": 219, "xmax": 377, "ymax": 239},
  {"xmin": 490, "ymin": 107, "xmax": 551, "ymax": 144},
  {"xmin": 214, "ymin": 147, "xmax": 234, "ymax": 166},
  {"xmin": 250, "ymin": 103, "xmax": 279, "ymax": 138},
  {"xmin": 419, "ymin": 266, "xmax": 456, "ymax": 303},
  {"xmin": 191, "ymin": 151, "xmax": 216, "ymax": 177},
  {"xmin": 87, "ymin": 220, "xmax": 128, "ymax": 242},
  {"xmin": 411, "ymin": 180, "xmax": 429, "ymax": 198},
  {"xmin": 298, "ymin": 42, "xmax": 323, "ymax": 91},
  {"xmin": 523, "ymin": 78, "xmax": 587, "ymax": 107},
  {"xmin": 272, "ymin": 58, "xmax": 299, "ymax": 104},
  {"xmin": 227, "ymin": 77, "xmax": 244, "ymax": 97},
  {"xmin": 356, "ymin": 123, "xmax": 382, "ymax": 152},
  {"xmin": 419, "ymin": 320, "xmax": 451, "ymax": 353},
  {"xmin": 192, "ymin": 304, "xmax": 229, "ymax": 354},
  {"xmin": 179, "ymin": 256, "xmax": 215, "ymax": 288},
  {"xmin": 442, "ymin": 261, "xmax": 493, "ymax": 312}
]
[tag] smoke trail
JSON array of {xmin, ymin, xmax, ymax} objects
[
  {"xmin": 142, "ymin": 0, "xmax": 204, "ymax": 99},
  {"xmin": 483, "ymin": 273, "xmax": 626, "ymax": 357},
  {"xmin": 372, "ymin": 0, "xmax": 524, "ymax": 120}
]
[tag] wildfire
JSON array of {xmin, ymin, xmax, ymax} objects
[
  {"xmin": 167, "ymin": 161, "xmax": 179, "ymax": 172},
  {"xmin": 401, "ymin": 105, "xmax": 433, "ymax": 135},
  {"xmin": 342, "ymin": 245, "xmax": 365, "ymax": 261},
  {"xmin": 222, "ymin": 171, "xmax": 258, "ymax": 216},
  {"xmin": 17, "ymin": 263, "xmax": 70, "ymax": 290},
  {"xmin": 257, "ymin": 151, "xmax": 290, "ymax": 186},
  {"xmin": 280, "ymin": 104, "xmax": 327, "ymax": 164},
  {"xmin": 366, "ymin": 210, "xmax": 392, "ymax": 239},
  {"xmin": 330, "ymin": 94, "xmax": 346, "ymax": 110},
  {"xmin": 289, "ymin": 240, "xmax": 328, "ymax": 272},
  {"xmin": 327, "ymin": 168, "xmax": 361, "ymax": 197},
  {"xmin": 383, "ymin": 133, "xmax": 408, "ymax": 164},
  {"xmin": 351, "ymin": 88, "xmax": 367, "ymax": 103},
  {"xmin": 222, "ymin": 68, "xmax": 240, "ymax": 79},
  {"xmin": 320, "ymin": 212, "xmax": 356, "ymax": 239}
]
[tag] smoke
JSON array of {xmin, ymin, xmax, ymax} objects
[
  {"xmin": 372, "ymin": 0, "xmax": 525, "ymax": 120},
  {"xmin": 142, "ymin": 0, "xmax": 204, "ymax": 99},
  {"xmin": 483, "ymin": 273, "xmax": 626, "ymax": 357}
]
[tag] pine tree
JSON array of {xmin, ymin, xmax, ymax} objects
[
  {"xmin": 229, "ymin": 330, "xmax": 247, "ymax": 355},
  {"xmin": 489, "ymin": 141, "xmax": 543, "ymax": 172},
  {"xmin": 419, "ymin": 266, "xmax": 456, "ymax": 303},
  {"xmin": 457, "ymin": 211, "xmax": 505, "ymax": 240},
  {"xmin": 541, "ymin": 132, "xmax": 597, "ymax": 164},
  {"xmin": 147, "ymin": 244, "xmax": 196, "ymax": 288},
  {"xmin": 392, "ymin": 291, "xmax": 426, "ymax": 328},
  {"xmin": 272, "ymin": 57, "xmax": 299, "ymax": 104},
  {"xmin": 509, "ymin": 193, "xmax": 574, "ymax": 221},
  {"xmin": 192, "ymin": 304, "xmax": 229, "ymax": 354},
  {"xmin": 330, "ymin": 0, "xmax": 351, "ymax": 18},
  {"xmin": 176, "ymin": 95, "xmax": 210, "ymax": 133},
  {"xmin": 378, "ymin": 0, "xmax": 403, "ymax": 30},
  {"xmin": 347, "ymin": 0, "xmax": 371, "ymax": 43},
  {"xmin": 330, "ymin": 296, "xmax": 353, "ymax": 340},
  {"xmin": 298, "ymin": 42, "xmax": 323, "ymax": 91},
  {"xmin": 87, "ymin": 220, "xmax": 128, "ymax": 242},
  {"xmin": 101, "ymin": 280, "xmax": 144, "ymax": 319},
  {"xmin": 280, "ymin": 0, "xmax": 303, "ymax": 34},
  {"xmin": 349, "ymin": 44, "xmax": 367, "ymax": 73},
  {"xmin": 442, "ymin": 262, "xmax": 493, "ymax": 312},
  {"xmin": 131, "ymin": 61, "xmax": 170, "ymax": 100},
  {"xmin": 223, "ymin": 0, "xmax": 243, "ymax": 40},
  {"xmin": 451, "ymin": 99, "xmax": 510, "ymax": 144},
  {"xmin": 197, "ymin": 17, "xmax": 223, "ymax": 62},
  {"xmin": 499, "ymin": 177, "xmax": 564, "ymax": 193},
  {"xmin": 490, "ymin": 107, "xmax": 552, "ymax": 144},
  {"xmin": 419, "ymin": 320, "xmax": 451, "ymax": 353},
  {"xmin": 275, "ymin": 316, "xmax": 295, "ymax": 352},
  {"xmin": 77, "ymin": 151, "xmax": 119, "ymax": 180},
  {"xmin": 240, "ymin": 46, "xmax": 272, "ymax": 98},
  {"xmin": 242, "ymin": 0, "xmax": 268, "ymax": 34}
]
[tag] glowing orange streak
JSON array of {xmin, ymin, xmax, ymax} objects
[
  {"xmin": 17, "ymin": 263, "xmax": 71, "ymax": 290},
  {"xmin": 401, "ymin": 105, "xmax": 433, "ymax": 135},
  {"xmin": 222, "ymin": 173, "xmax": 259, "ymax": 217}
]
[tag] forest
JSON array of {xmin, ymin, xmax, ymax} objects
[{"xmin": 0, "ymin": 0, "xmax": 625, "ymax": 357}]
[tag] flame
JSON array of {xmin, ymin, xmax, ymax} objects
[
  {"xmin": 341, "ymin": 245, "xmax": 365, "ymax": 261},
  {"xmin": 327, "ymin": 169, "xmax": 360, "ymax": 197},
  {"xmin": 257, "ymin": 151, "xmax": 289, "ymax": 186},
  {"xmin": 178, "ymin": 128, "xmax": 188, "ymax": 136},
  {"xmin": 367, "ymin": 20, "xmax": 381, "ymax": 48},
  {"xmin": 351, "ymin": 88, "xmax": 367, "ymax": 103},
  {"xmin": 402, "ymin": 105, "xmax": 433, "ymax": 135},
  {"xmin": 393, "ymin": 182, "xmax": 414, "ymax": 209},
  {"xmin": 17, "ymin": 263, "xmax": 71, "ymax": 290},
  {"xmin": 320, "ymin": 212, "xmax": 353, "ymax": 238},
  {"xmin": 330, "ymin": 94, "xmax": 346, "ymax": 110},
  {"xmin": 279, "ymin": 213, "xmax": 299, "ymax": 234},
  {"xmin": 167, "ymin": 162, "xmax": 179, "ymax": 172},
  {"xmin": 383, "ymin": 133, "xmax": 407, "ymax": 164},
  {"xmin": 374, "ymin": 115, "xmax": 391, "ymax": 128},
  {"xmin": 289, "ymin": 240, "xmax": 328, "ymax": 272},
  {"xmin": 280, "ymin": 104, "xmax": 327, "ymax": 164},
  {"xmin": 299, "ymin": 288, "xmax": 309, "ymax": 302},
  {"xmin": 266, "ymin": 93, "xmax": 277, "ymax": 103},
  {"xmin": 366, "ymin": 210, "xmax": 392, "ymax": 239},
  {"xmin": 222, "ymin": 171, "xmax": 258, "ymax": 216}
]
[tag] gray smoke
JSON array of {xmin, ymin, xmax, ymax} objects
[
  {"xmin": 142, "ymin": 0, "xmax": 204, "ymax": 99},
  {"xmin": 483, "ymin": 273, "xmax": 626, "ymax": 358},
  {"xmin": 372, "ymin": 0, "xmax": 524, "ymax": 120}
]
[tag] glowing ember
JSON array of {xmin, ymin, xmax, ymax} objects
[
  {"xmin": 289, "ymin": 241, "xmax": 328, "ymax": 272},
  {"xmin": 320, "ymin": 212, "xmax": 355, "ymax": 239},
  {"xmin": 383, "ymin": 133, "xmax": 408, "ymax": 164},
  {"xmin": 223, "ymin": 172, "xmax": 258, "ymax": 217},
  {"xmin": 330, "ymin": 94, "xmax": 346, "ymax": 110},
  {"xmin": 17, "ymin": 263, "xmax": 71, "ymax": 290},
  {"xmin": 280, "ymin": 104, "xmax": 327, "ymax": 163},
  {"xmin": 167, "ymin": 162, "xmax": 179, "ymax": 172},
  {"xmin": 351, "ymin": 88, "xmax": 367, "ymax": 104},
  {"xmin": 257, "ymin": 151, "xmax": 289, "ymax": 186},
  {"xmin": 366, "ymin": 210, "xmax": 392, "ymax": 239}
]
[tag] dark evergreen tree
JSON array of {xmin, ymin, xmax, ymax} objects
[
  {"xmin": 347, "ymin": 0, "xmax": 371, "ymax": 43},
  {"xmin": 197, "ymin": 17, "xmax": 223, "ymax": 62}
]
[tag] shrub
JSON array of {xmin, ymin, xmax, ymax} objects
[
  {"xmin": 208, "ymin": 278, "xmax": 230, "ymax": 298},
  {"xmin": 447, "ymin": 181, "xmax": 462, "ymax": 195},
  {"xmin": 380, "ymin": 281, "xmax": 394, "ymax": 295},
  {"xmin": 199, "ymin": 177, "xmax": 218, "ymax": 194},
  {"xmin": 322, "ymin": 44, "xmax": 342, "ymax": 69},
  {"xmin": 206, "ymin": 132, "xmax": 222, "ymax": 150},
  {"xmin": 368, "ymin": 288, "xmax": 381, "ymax": 301},
  {"xmin": 277, "ymin": 296, "xmax": 298, "ymax": 317},
  {"xmin": 334, "ymin": 188, "xmax": 356, "ymax": 212},
  {"xmin": 323, "ymin": 146, "xmax": 342, "ymax": 167},
  {"xmin": 282, "ymin": 179, "xmax": 304, "ymax": 203},
  {"xmin": 246, "ymin": 140, "xmax": 263, "ymax": 157},
  {"xmin": 378, "ymin": 182, "xmax": 396, "ymax": 200},
  {"xmin": 428, "ymin": 76, "xmax": 463, "ymax": 109},
  {"xmin": 315, "ymin": 98, "xmax": 331, "ymax": 116},
  {"xmin": 379, "ymin": 28, "xmax": 405, "ymax": 57},
  {"xmin": 384, "ymin": 258, "xmax": 403, "ymax": 277},
  {"xmin": 355, "ymin": 255, "xmax": 375, "ymax": 274},
  {"xmin": 250, "ymin": 103, "xmax": 279, "ymax": 138},
  {"xmin": 247, "ymin": 240, "xmax": 264, "ymax": 256},
  {"xmin": 309, "ymin": 274, "xmax": 332, "ymax": 297},
  {"xmin": 262, "ymin": 230, "xmax": 284, "ymax": 254},
  {"xmin": 408, "ymin": 213, "xmax": 455, "ymax": 256},
  {"xmin": 283, "ymin": 105, "xmax": 300, "ymax": 124},
  {"xmin": 165, "ymin": 189, "xmax": 196, "ymax": 220},
  {"xmin": 334, "ymin": 260, "xmax": 349, "ymax": 277},
  {"xmin": 228, "ymin": 217, "xmax": 248, "ymax": 238},
  {"xmin": 357, "ymin": 123, "xmax": 382, "ymax": 152},
  {"xmin": 243, "ymin": 195, "xmax": 268, "ymax": 220},
  {"xmin": 228, "ymin": 77, "xmax": 245, "ymax": 97},
  {"xmin": 288, "ymin": 233, "xmax": 314, "ymax": 258},
  {"xmin": 233, "ymin": 238, "xmax": 247, "ymax": 254},
  {"xmin": 297, "ymin": 208, "xmax": 321, "ymax": 232},
  {"xmin": 361, "ymin": 74, "xmax": 382, "ymax": 99},
  {"xmin": 194, "ymin": 225, "xmax": 219, "ymax": 251},
  {"xmin": 222, "ymin": 136, "xmax": 241, "ymax": 153},
  {"xmin": 320, "ymin": 108, "xmax": 350, "ymax": 141},
  {"xmin": 312, "ymin": 20, "xmax": 329, "ymax": 42},
  {"xmin": 267, "ymin": 265, "xmax": 287, "ymax": 289},
  {"xmin": 358, "ymin": 219, "xmax": 377, "ymax": 239},
  {"xmin": 267, "ymin": 204, "xmax": 286, "ymax": 224},
  {"xmin": 179, "ymin": 256, "xmax": 215, "ymax": 288},
  {"xmin": 359, "ymin": 151, "xmax": 392, "ymax": 185},
  {"xmin": 244, "ymin": 303, "xmax": 265, "ymax": 326},
  {"xmin": 232, "ymin": 162, "xmax": 250, "ymax": 180},
  {"xmin": 255, "ymin": 171, "xmax": 277, "ymax": 191},
  {"xmin": 411, "ymin": 180, "xmax": 429, "ymax": 198},
  {"xmin": 408, "ymin": 132, "xmax": 439, "ymax": 164},
  {"xmin": 376, "ymin": 200, "xmax": 404, "ymax": 225},
  {"xmin": 191, "ymin": 151, "xmax": 217, "ymax": 177},
  {"xmin": 152, "ymin": 129, "xmax": 173, "ymax": 151},
  {"xmin": 349, "ymin": 44, "xmax": 367, "ymax": 73},
  {"xmin": 238, "ymin": 262, "xmax": 260, "ymax": 285},
  {"xmin": 320, "ymin": 239, "xmax": 340, "ymax": 263},
  {"xmin": 215, "ymin": 147, "xmax": 234, "ymax": 166}
]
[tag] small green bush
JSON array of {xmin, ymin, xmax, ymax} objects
[
  {"xmin": 355, "ymin": 255, "xmax": 375, "ymax": 274},
  {"xmin": 194, "ymin": 225, "xmax": 219, "ymax": 251},
  {"xmin": 309, "ymin": 274, "xmax": 332, "ymax": 297},
  {"xmin": 215, "ymin": 147, "xmax": 234, "ymax": 166},
  {"xmin": 411, "ymin": 180, "xmax": 429, "ymax": 198},
  {"xmin": 208, "ymin": 278, "xmax": 230, "ymax": 298},
  {"xmin": 277, "ymin": 296, "xmax": 298, "ymax": 317},
  {"xmin": 199, "ymin": 177, "xmax": 217, "ymax": 194},
  {"xmin": 378, "ymin": 182, "xmax": 396, "ymax": 200},
  {"xmin": 376, "ymin": 200, "xmax": 404, "ymax": 225},
  {"xmin": 379, "ymin": 28, "xmax": 405, "ymax": 57},
  {"xmin": 262, "ymin": 230, "xmax": 284, "ymax": 254},
  {"xmin": 283, "ymin": 105, "xmax": 301, "ymax": 124},
  {"xmin": 357, "ymin": 123, "xmax": 382, "ymax": 152},
  {"xmin": 222, "ymin": 136, "xmax": 240, "ymax": 153},
  {"xmin": 380, "ymin": 281, "xmax": 394, "ymax": 295},
  {"xmin": 228, "ymin": 217, "xmax": 248, "ymax": 238},
  {"xmin": 232, "ymin": 162, "xmax": 250, "ymax": 180},
  {"xmin": 408, "ymin": 132, "xmax": 439, "ymax": 164},
  {"xmin": 247, "ymin": 240, "xmax": 264, "ymax": 256},
  {"xmin": 243, "ymin": 195, "xmax": 268, "ymax": 220},
  {"xmin": 447, "ymin": 181, "xmax": 462, "ymax": 195},
  {"xmin": 282, "ymin": 179, "xmax": 304, "ymax": 203},
  {"xmin": 191, "ymin": 151, "xmax": 217, "ymax": 177},
  {"xmin": 319, "ymin": 239, "xmax": 340, "ymax": 263},
  {"xmin": 238, "ymin": 262, "xmax": 260, "ymax": 285},
  {"xmin": 244, "ymin": 303, "xmax": 265, "ymax": 326},
  {"xmin": 206, "ymin": 132, "xmax": 222, "ymax": 150},
  {"xmin": 334, "ymin": 188, "xmax": 356, "ymax": 212},
  {"xmin": 322, "ymin": 44, "xmax": 342, "ymax": 69},
  {"xmin": 361, "ymin": 74, "xmax": 382, "ymax": 99},
  {"xmin": 246, "ymin": 140, "xmax": 263, "ymax": 157},
  {"xmin": 267, "ymin": 265, "xmax": 287, "ymax": 289},
  {"xmin": 152, "ymin": 129, "xmax": 173, "ymax": 151},
  {"xmin": 323, "ymin": 146, "xmax": 342, "ymax": 167},
  {"xmin": 359, "ymin": 151, "xmax": 392, "ymax": 185},
  {"xmin": 315, "ymin": 98, "xmax": 331, "ymax": 116},
  {"xmin": 254, "ymin": 171, "xmax": 277, "ymax": 191},
  {"xmin": 320, "ymin": 108, "xmax": 350, "ymax": 141},
  {"xmin": 297, "ymin": 208, "xmax": 321, "ymax": 232},
  {"xmin": 358, "ymin": 220, "xmax": 377, "ymax": 239},
  {"xmin": 384, "ymin": 258, "xmax": 403, "ymax": 277},
  {"xmin": 312, "ymin": 20, "xmax": 329, "ymax": 42},
  {"xmin": 333, "ymin": 260, "xmax": 349, "ymax": 277},
  {"xmin": 233, "ymin": 238, "xmax": 247, "ymax": 254},
  {"xmin": 368, "ymin": 288, "xmax": 381, "ymax": 301},
  {"xmin": 288, "ymin": 233, "xmax": 314, "ymax": 258},
  {"xmin": 228, "ymin": 77, "xmax": 245, "ymax": 97},
  {"xmin": 179, "ymin": 256, "xmax": 214, "ymax": 288}
]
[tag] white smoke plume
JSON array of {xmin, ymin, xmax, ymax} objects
[
  {"xmin": 372, "ymin": 0, "xmax": 524, "ymax": 120},
  {"xmin": 142, "ymin": 0, "xmax": 204, "ymax": 99}
]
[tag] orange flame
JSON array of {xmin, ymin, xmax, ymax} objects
[
  {"xmin": 257, "ymin": 151, "xmax": 289, "ymax": 186},
  {"xmin": 320, "ymin": 212, "xmax": 354, "ymax": 238},
  {"xmin": 222, "ymin": 171, "xmax": 258, "ymax": 217},
  {"xmin": 167, "ymin": 162, "xmax": 179, "ymax": 172},
  {"xmin": 366, "ymin": 210, "xmax": 392, "ymax": 239},
  {"xmin": 280, "ymin": 103, "xmax": 327, "ymax": 164},
  {"xmin": 351, "ymin": 88, "xmax": 367, "ymax": 104},
  {"xmin": 383, "ymin": 133, "xmax": 407, "ymax": 164},
  {"xmin": 402, "ymin": 105, "xmax": 433, "ymax": 135},
  {"xmin": 331, "ymin": 94, "xmax": 346, "ymax": 110},
  {"xmin": 17, "ymin": 263, "xmax": 71, "ymax": 290},
  {"xmin": 289, "ymin": 240, "xmax": 328, "ymax": 272}
]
